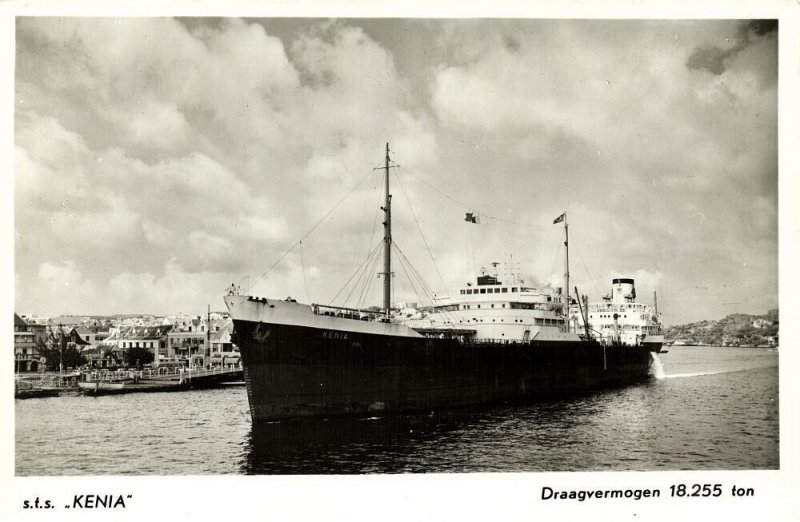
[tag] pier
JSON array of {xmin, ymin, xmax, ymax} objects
[
  {"xmin": 79, "ymin": 366, "xmax": 244, "ymax": 395},
  {"xmin": 16, "ymin": 366, "xmax": 245, "ymax": 398},
  {"xmin": 142, "ymin": 365, "xmax": 244, "ymax": 387}
]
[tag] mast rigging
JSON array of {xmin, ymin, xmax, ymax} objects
[
  {"xmin": 564, "ymin": 213, "xmax": 570, "ymax": 333},
  {"xmin": 381, "ymin": 143, "xmax": 393, "ymax": 315}
]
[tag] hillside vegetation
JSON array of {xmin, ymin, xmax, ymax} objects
[{"xmin": 664, "ymin": 309, "xmax": 778, "ymax": 347}]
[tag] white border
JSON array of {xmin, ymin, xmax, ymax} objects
[{"xmin": 1, "ymin": 2, "xmax": 798, "ymax": 521}]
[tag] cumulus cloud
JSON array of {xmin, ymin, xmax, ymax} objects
[
  {"xmin": 38, "ymin": 260, "xmax": 82, "ymax": 288},
  {"xmin": 15, "ymin": 18, "xmax": 777, "ymax": 324},
  {"xmin": 105, "ymin": 259, "xmax": 231, "ymax": 314},
  {"xmin": 686, "ymin": 19, "xmax": 777, "ymax": 80},
  {"xmin": 15, "ymin": 17, "xmax": 438, "ymax": 315}
]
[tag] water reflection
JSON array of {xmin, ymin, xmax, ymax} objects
[
  {"xmin": 244, "ymin": 412, "xmax": 467, "ymax": 474},
  {"xmin": 15, "ymin": 348, "xmax": 778, "ymax": 475},
  {"xmin": 242, "ymin": 364, "xmax": 770, "ymax": 473},
  {"xmin": 240, "ymin": 391, "xmax": 621, "ymax": 474}
]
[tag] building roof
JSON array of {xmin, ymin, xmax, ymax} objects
[
  {"xmin": 49, "ymin": 316, "xmax": 86, "ymax": 326},
  {"xmin": 105, "ymin": 324, "xmax": 173, "ymax": 341},
  {"xmin": 210, "ymin": 321, "xmax": 233, "ymax": 342},
  {"xmin": 67, "ymin": 328, "xmax": 92, "ymax": 345},
  {"xmin": 14, "ymin": 313, "xmax": 27, "ymax": 326},
  {"xmin": 74, "ymin": 325, "xmax": 110, "ymax": 336}
]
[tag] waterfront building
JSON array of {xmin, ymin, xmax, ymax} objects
[
  {"xmin": 20, "ymin": 314, "xmax": 48, "ymax": 326},
  {"xmin": 209, "ymin": 320, "xmax": 239, "ymax": 365},
  {"xmin": 104, "ymin": 324, "xmax": 173, "ymax": 363},
  {"xmin": 70, "ymin": 325, "xmax": 110, "ymax": 346},
  {"xmin": 165, "ymin": 317, "xmax": 237, "ymax": 366},
  {"xmin": 63, "ymin": 327, "xmax": 91, "ymax": 350},
  {"xmin": 166, "ymin": 330, "xmax": 206, "ymax": 363},
  {"xmin": 166, "ymin": 315, "xmax": 207, "ymax": 363},
  {"xmin": 14, "ymin": 313, "xmax": 47, "ymax": 372},
  {"xmin": 84, "ymin": 352, "xmax": 116, "ymax": 369}
]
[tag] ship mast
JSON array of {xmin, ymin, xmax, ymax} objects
[
  {"xmin": 382, "ymin": 143, "xmax": 392, "ymax": 315},
  {"xmin": 563, "ymin": 213, "xmax": 570, "ymax": 333}
]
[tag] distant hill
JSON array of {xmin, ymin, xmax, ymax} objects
[{"xmin": 664, "ymin": 309, "xmax": 778, "ymax": 347}]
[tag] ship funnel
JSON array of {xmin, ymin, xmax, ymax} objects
[{"xmin": 611, "ymin": 278, "xmax": 636, "ymax": 304}]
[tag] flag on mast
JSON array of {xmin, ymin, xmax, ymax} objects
[
  {"xmin": 465, "ymin": 212, "xmax": 480, "ymax": 224},
  {"xmin": 553, "ymin": 212, "xmax": 566, "ymax": 224}
]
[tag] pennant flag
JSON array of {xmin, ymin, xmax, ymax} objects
[
  {"xmin": 465, "ymin": 212, "xmax": 480, "ymax": 224},
  {"xmin": 553, "ymin": 212, "xmax": 566, "ymax": 224}
]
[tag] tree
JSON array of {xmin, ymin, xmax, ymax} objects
[
  {"xmin": 35, "ymin": 326, "xmax": 87, "ymax": 371},
  {"xmin": 123, "ymin": 347, "xmax": 154, "ymax": 368}
]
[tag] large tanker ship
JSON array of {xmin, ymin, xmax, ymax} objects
[{"xmin": 225, "ymin": 144, "xmax": 662, "ymax": 422}]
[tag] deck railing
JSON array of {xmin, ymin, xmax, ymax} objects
[
  {"xmin": 311, "ymin": 304, "xmax": 389, "ymax": 322},
  {"xmin": 587, "ymin": 303, "xmax": 657, "ymax": 314}
]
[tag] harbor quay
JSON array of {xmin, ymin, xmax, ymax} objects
[
  {"xmin": 15, "ymin": 366, "xmax": 244, "ymax": 398},
  {"xmin": 14, "ymin": 310, "xmax": 244, "ymax": 398}
]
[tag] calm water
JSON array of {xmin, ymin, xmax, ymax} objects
[{"xmin": 15, "ymin": 346, "xmax": 779, "ymax": 474}]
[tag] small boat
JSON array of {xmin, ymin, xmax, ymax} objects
[
  {"xmin": 15, "ymin": 387, "xmax": 61, "ymax": 399},
  {"xmin": 15, "ymin": 378, "xmax": 62, "ymax": 399},
  {"xmin": 78, "ymin": 381, "xmax": 126, "ymax": 396}
]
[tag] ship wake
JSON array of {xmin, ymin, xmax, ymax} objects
[
  {"xmin": 650, "ymin": 354, "xmax": 732, "ymax": 380},
  {"xmin": 650, "ymin": 353, "xmax": 666, "ymax": 379},
  {"xmin": 659, "ymin": 371, "xmax": 729, "ymax": 379}
]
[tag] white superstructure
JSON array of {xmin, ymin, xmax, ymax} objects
[
  {"xmin": 395, "ymin": 266, "xmax": 579, "ymax": 342},
  {"xmin": 571, "ymin": 278, "xmax": 663, "ymax": 346}
]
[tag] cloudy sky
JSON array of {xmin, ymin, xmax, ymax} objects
[{"xmin": 14, "ymin": 18, "xmax": 778, "ymax": 324}]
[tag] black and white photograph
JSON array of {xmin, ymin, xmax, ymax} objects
[{"xmin": 4, "ymin": 5, "xmax": 799, "ymax": 521}]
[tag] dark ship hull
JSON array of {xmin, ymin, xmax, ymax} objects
[{"xmin": 231, "ymin": 316, "xmax": 654, "ymax": 422}]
